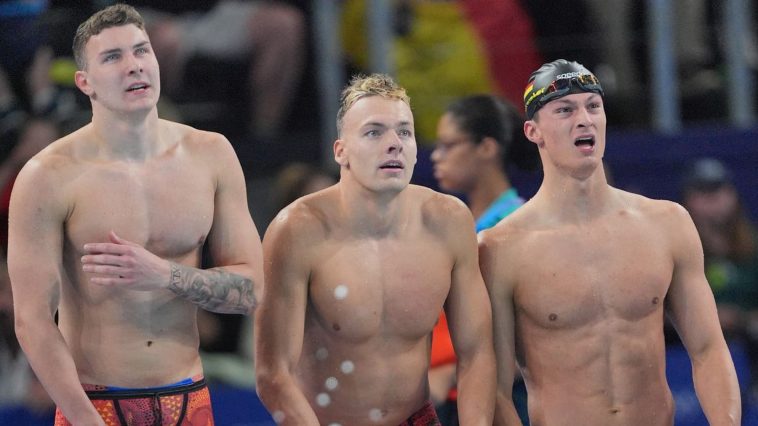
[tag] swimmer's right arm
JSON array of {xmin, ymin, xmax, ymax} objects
[
  {"xmin": 254, "ymin": 207, "xmax": 320, "ymax": 425},
  {"xmin": 479, "ymin": 230, "xmax": 523, "ymax": 426},
  {"xmin": 8, "ymin": 160, "xmax": 106, "ymax": 426}
]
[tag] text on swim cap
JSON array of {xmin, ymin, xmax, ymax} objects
[{"xmin": 555, "ymin": 71, "xmax": 589, "ymax": 80}]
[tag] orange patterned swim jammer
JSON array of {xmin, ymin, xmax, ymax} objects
[{"xmin": 54, "ymin": 377, "xmax": 213, "ymax": 426}]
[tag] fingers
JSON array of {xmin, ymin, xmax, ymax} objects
[
  {"xmin": 81, "ymin": 253, "xmax": 128, "ymax": 266},
  {"xmin": 89, "ymin": 276, "xmax": 130, "ymax": 286},
  {"xmin": 82, "ymin": 261, "xmax": 131, "ymax": 286},
  {"xmin": 81, "ymin": 253, "xmax": 132, "ymax": 284},
  {"xmin": 84, "ymin": 232, "xmax": 141, "ymax": 253},
  {"xmin": 109, "ymin": 230, "xmax": 140, "ymax": 247},
  {"xmin": 82, "ymin": 263, "xmax": 127, "ymax": 277},
  {"xmin": 108, "ymin": 230, "xmax": 122, "ymax": 244},
  {"xmin": 83, "ymin": 242, "xmax": 132, "ymax": 255}
]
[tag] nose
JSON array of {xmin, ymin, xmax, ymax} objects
[
  {"xmin": 127, "ymin": 53, "xmax": 143, "ymax": 75},
  {"xmin": 430, "ymin": 146, "xmax": 441, "ymax": 162},
  {"xmin": 577, "ymin": 105, "xmax": 594, "ymax": 127},
  {"xmin": 387, "ymin": 133, "xmax": 403, "ymax": 154}
]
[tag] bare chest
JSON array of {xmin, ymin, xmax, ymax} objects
[
  {"xmin": 308, "ymin": 236, "xmax": 452, "ymax": 342},
  {"xmin": 515, "ymin": 224, "xmax": 672, "ymax": 329},
  {"xmin": 65, "ymin": 164, "xmax": 215, "ymax": 259}
]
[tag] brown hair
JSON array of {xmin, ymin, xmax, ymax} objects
[
  {"xmin": 72, "ymin": 3, "xmax": 146, "ymax": 70},
  {"xmin": 336, "ymin": 74, "xmax": 410, "ymax": 136}
]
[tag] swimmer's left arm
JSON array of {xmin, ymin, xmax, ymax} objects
[
  {"xmin": 666, "ymin": 204, "xmax": 741, "ymax": 426},
  {"xmin": 200, "ymin": 135, "xmax": 263, "ymax": 314},
  {"xmin": 442, "ymin": 198, "xmax": 496, "ymax": 425}
]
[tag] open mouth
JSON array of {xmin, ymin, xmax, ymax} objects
[
  {"xmin": 574, "ymin": 136, "xmax": 595, "ymax": 148},
  {"xmin": 126, "ymin": 83, "xmax": 149, "ymax": 92},
  {"xmin": 379, "ymin": 160, "xmax": 404, "ymax": 170}
]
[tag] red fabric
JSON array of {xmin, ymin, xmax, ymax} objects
[
  {"xmin": 430, "ymin": 312, "xmax": 456, "ymax": 367},
  {"xmin": 398, "ymin": 400, "xmax": 440, "ymax": 426},
  {"xmin": 459, "ymin": 0, "xmax": 544, "ymax": 107},
  {"xmin": 430, "ymin": 312, "xmax": 458, "ymax": 401},
  {"xmin": 0, "ymin": 170, "xmax": 17, "ymax": 253}
]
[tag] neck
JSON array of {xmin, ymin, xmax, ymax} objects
[
  {"xmin": 467, "ymin": 170, "xmax": 511, "ymax": 220},
  {"xmin": 90, "ymin": 107, "xmax": 161, "ymax": 160},
  {"xmin": 536, "ymin": 163, "xmax": 613, "ymax": 221},
  {"xmin": 338, "ymin": 180, "xmax": 406, "ymax": 237}
]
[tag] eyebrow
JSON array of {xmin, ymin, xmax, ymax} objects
[
  {"xmin": 554, "ymin": 94, "xmax": 601, "ymax": 106},
  {"xmin": 361, "ymin": 120, "xmax": 412, "ymax": 128},
  {"xmin": 97, "ymin": 41, "xmax": 150, "ymax": 58}
]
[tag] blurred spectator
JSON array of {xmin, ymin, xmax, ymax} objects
[
  {"xmin": 0, "ymin": 1, "xmax": 78, "ymax": 147},
  {"xmin": 681, "ymin": 157, "xmax": 758, "ymax": 399},
  {"xmin": 273, "ymin": 161, "xmax": 336, "ymax": 212},
  {"xmin": 455, "ymin": 0, "xmax": 543, "ymax": 108},
  {"xmin": 0, "ymin": 118, "xmax": 60, "ymax": 253},
  {"xmin": 341, "ymin": 0, "xmax": 495, "ymax": 143},
  {"xmin": 0, "ymin": 255, "xmax": 25, "ymax": 405},
  {"xmin": 340, "ymin": 0, "xmax": 542, "ymax": 143},
  {"xmin": 132, "ymin": 0, "xmax": 306, "ymax": 141},
  {"xmin": 429, "ymin": 94, "xmax": 533, "ymax": 424},
  {"xmin": 432, "ymin": 95, "xmax": 535, "ymax": 229}
]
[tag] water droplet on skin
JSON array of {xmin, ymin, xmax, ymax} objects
[
  {"xmin": 334, "ymin": 285, "xmax": 348, "ymax": 300},
  {"xmin": 340, "ymin": 360, "xmax": 355, "ymax": 374},
  {"xmin": 272, "ymin": 411, "xmax": 285, "ymax": 423},
  {"xmin": 316, "ymin": 393, "xmax": 331, "ymax": 407},
  {"xmin": 325, "ymin": 376, "xmax": 339, "ymax": 390},
  {"xmin": 315, "ymin": 347, "xmax": 329, "ymax": 361}
]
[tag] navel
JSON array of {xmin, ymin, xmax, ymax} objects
[
  {"xmin": 332, "ymin": 323, "xmax": 341, "ymax": 331},
  {"xmin": 548, "ymin": 313, "xmax": 558, "ymax": 322},
  {"xmin": 146, "ymin": 340, "xmax": 153, "ymax": 347}
]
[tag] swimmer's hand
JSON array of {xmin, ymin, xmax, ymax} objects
[{"xmin": 81, "ymin": 230, "xmax": 171, "ymax": 290}]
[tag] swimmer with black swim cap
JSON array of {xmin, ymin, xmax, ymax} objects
[
  {"xmin": 481, "ymin": 57, "xmax": 741, "ymax": 426},
  {"xmin": 523, "ymin": 59, "xmax": 604, "ymax": 120}
]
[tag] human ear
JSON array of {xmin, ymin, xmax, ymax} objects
[
  {"xmin": 74, "ymin": 70, "xmax": 94, "ymax": 96},
  {"xmin": 523, "ymin": 120, "xmax": 543, "ymax": 147},
  {"xmin": 333, "ymin": 139, "xmax": 348, "ymax": 167}
]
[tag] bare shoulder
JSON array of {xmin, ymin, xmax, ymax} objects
[
  {"xmin": 15, "ymin": 127, "xmax": 85, "ymax": 191},
  {"xmin": 265, "ymin": 186, "xmax": 336, "ymax": 248},
  {"xmin": 479, "ymin": 199, "xmax": 538, "ymax": 253},
  {"xmin": 162, "ymin": 120, "xmax": 237, "ymax": 161},
  {"xmin": 617, "ymin": 189, "xmax": 691, "ymax": 229},
  {"xmin": 413, "ymin": 185, "xmax": 473, "ymax": 233}
]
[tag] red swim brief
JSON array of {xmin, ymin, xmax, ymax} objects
[{"xmin": 398, "ymin": 400, "xmax": 440, "ymax": 426}]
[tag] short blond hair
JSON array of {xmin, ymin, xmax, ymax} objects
[{"xmin": 336, "ymin": 74, "xmax": 410, "ymax": 136}]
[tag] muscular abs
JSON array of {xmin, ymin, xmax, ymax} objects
[{"xmin": 513, "ymin": 216, "xmax": 676, "ymax": 425}]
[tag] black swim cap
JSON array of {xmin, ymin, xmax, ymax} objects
[{"xmin": 523, "ymin": 59, "xmax": 604, "ymax": 119}]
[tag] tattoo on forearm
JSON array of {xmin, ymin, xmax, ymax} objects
[{"xmin": 168, "ymin": 263, "xmax": 256, "ymax": 314}]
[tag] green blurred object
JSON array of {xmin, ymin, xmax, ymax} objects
[{"xmin": 49, "ymin": 58, "xmax": 77, "ymax": 86}]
